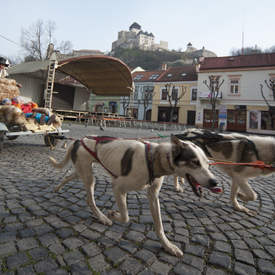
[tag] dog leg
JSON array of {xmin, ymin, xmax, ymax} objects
[
  {"xmin": 81, "ymin": 172, "xmax": 112, "ymax": 226},
  {"xmin": 147, "ymin": 178, "xmax": 183, "ymax": 257},
  {"xmin": 173, "ymin": 175, "xmax": 184, "ymax": 193},
  {"xmin": 230, "ymin": 178, "xmax": 257, "ymax": 216},
  {"xmin": 108, "ymin": 179, "xmax": 129, "ymax": 224},
  {"xmin": 54, "ymin": 171, "xmax": 79, "ymax": 192}
]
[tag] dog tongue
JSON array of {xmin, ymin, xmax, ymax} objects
[{"xmin": 210, "ymin": 187, "xmax": 222, "ymax": 193}]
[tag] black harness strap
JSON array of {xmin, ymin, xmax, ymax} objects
[{"xmin": 175, "ymin": 131, "xmax": 260, "ymax": 161}]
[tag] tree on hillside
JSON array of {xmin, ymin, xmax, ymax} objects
[
  {"xmin": 230, "ymin": 45, "xmax": 275, "ymax": 56},
  {"xmin": 121, "ymin": 96, "xmax": 130, "ymax": 116},
  {"xmin": 140, "ymin": 85, "xmax": 156, "ymax": 120},
  {"xmin": 165, "ymin": 83, "xmax": 187, "ymax": 122},
  {"xmin": 20, "ymin": 19, "xmax": 73, "ymax": 61},
  {"xmin": 203, "ymin": 75, "xmax": 224, "ymax": 131},
  {"xmin": 260, "ymin": 79, "xmax": 275, "ymax": 129}
]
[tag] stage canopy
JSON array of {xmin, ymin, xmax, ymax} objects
[{"xmin": 57, "ymin": 55, "xmax": 133, "ymax": 96}]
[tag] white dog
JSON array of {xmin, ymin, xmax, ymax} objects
[
  {"xmin": 49, "ymin": 134, "xmax": 220, "ymax": 257},
  {"xmin": 175, "ymin": 129, "xmax": 275, "ymax": 216}
]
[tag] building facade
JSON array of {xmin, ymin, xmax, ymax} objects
[
  {"xmin": 151, "ymin": 66, "xmax": 198, "ymax": 124},
  {"xmin": 196, "ymin": 53, "xmax": 275, "ymax": 134},
  {"xmin": 127, "ymin": 70, "xmax": 165, "ymax": 120}
]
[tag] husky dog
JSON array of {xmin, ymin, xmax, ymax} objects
[
  {"xmin": 49, "ymin": 134, "xmax": 220, "ymax": 257},
  {"xmin": 175, "ymin": 128, "xmax": 275, "ymax": 216}
]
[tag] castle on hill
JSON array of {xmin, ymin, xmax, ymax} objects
[{"xmin": 111, "ymin": 22, "xmax": 168, "ymax": 52}]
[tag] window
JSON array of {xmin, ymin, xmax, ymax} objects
[
  {"xmin": 172, "ymin": 88, "xmax": 178, "ymax": 100},
  {"xmin": 191, "ymin": 88, "xmax": 197, "ymax": 101},
  {"xmin": 161, "ymin": 88, "xmax": 168, "ymax": 100},
  {"xmin": 261, "ymin": 111, "xmax": 275, "ymax": 130},
  {"xmin": 228, "ymin": 75, "xmax": 241, "ymax": 95},
  {"xmin": 134, "ymin": 75, "xmax": 143, "ymax": 80},
  {"xmin": 230, "ymin": 79, "xmax": 239, "ymax": 94},
  {"xmin": 149, "ymin": 74, "xmax": 159, "ymax": 79}
]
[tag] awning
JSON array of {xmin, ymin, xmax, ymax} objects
[
  {"xmin": 57, "ymin": 55, "xmax": 133, "ymax": 96},
  {"xmin": 6, "ymin": 60, "xmax": 54, "ymax": 74}
]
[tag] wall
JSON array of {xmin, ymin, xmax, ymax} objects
[
  {"xmin": 197, "ymin": 68, "xmax": 275, "ymax": 134},
  {"xmin": 152, "ymin": 81, "xmax": 197, "ymax": 124},
  {"xmin": 72, "ymin": 86, "xmax": 89, "ymax": 111},
  {"xmin": 9, "ymin": 74, "xmax": 44, "ymax": 105}
]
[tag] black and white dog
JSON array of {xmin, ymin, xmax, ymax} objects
[
  {"xmin": 175, "ymin": 128, "xmax": 275, "ymax": 216},
  {"xmin": 49, "ymin": 134, "xmax": 220, "ymax": 257}
]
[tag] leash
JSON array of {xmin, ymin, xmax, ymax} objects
[{"xmin": 210, "ymin": 159, "xmax": 275, "ymax": 171}]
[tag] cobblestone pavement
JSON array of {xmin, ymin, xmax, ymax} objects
[{"xmin": 0, "ymin": 123, "xmax": 275, "ymax": 275}]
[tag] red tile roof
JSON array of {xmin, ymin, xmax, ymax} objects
[
  {"xmin": 156, "ymin": 66, "xmax": 197, "ymax": 82},
  {"xmin": 199, "ymin": 53, "xmax": 275, "ymax": 70},
  {"xmin": 132, "ymin": 70, "xmax": 165, "ymax": 82}
]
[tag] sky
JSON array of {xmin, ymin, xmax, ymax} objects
[{"xmin": 1, "ymin": 0, "xmax": 275, "ymax": 61}]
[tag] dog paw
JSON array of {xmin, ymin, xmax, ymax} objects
[
  {"xmin": 164, "ymin": 243, "xmax": 184, "ymax": 257},
  {"xmin": 175, "ymin": 186, "xmax": 184, "ymax": 193},
  {"xmin": 54, "ymin": 187, "xmax": 61, "ymax": 192},
  {"xmin": 235, "ymin": 205, "xmax": 257, "ymax": 216},
  {"xmin": 99, "ymin": 216, "xmax": 113, "ymax": 226}
]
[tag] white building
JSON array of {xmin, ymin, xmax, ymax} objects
[{"xmin": 196, "ymin": 53, "xmax": 275, "ymax": 134}]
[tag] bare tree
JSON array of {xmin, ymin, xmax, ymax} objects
[
  {"xmin": 20, "ymin": 19, "xmax": 73, "ymax": 61},
  {"xmin": 260, "ymin": 79, "xmax": 275, "ymax": 129},
  {"xmin": 203, "ymin": 75, "xmax": 224, "ymax": 131},
  {"xmin": 121, "ymin": 96, "xmax": 130, "ymax": 116},
  {"xmin": 166, "ymin": 83, "xmax": 186, "ymax": 122},
  {"xmin": 140, "ymin": 85, "xmax": 155, "ymax": 120}
]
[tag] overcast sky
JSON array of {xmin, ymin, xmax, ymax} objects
[{"xmin": 1, "ymin": 0, "xmax": 274, "ymax": 61}]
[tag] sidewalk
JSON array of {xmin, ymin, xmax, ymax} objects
[{"xmin": 0, "ymin": 124, "xmax": 274, "ymax": 274}]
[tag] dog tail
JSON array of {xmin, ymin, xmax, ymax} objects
[{"xmin": 49, "ymin": 142, "xmax": 74, "ymax": 169}]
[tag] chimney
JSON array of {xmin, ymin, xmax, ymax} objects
[
  {"xmin": 162, "ymin": 63, "xmax": 167, "ymax": 70},
  {"xmin": 251, "ymin": 45, "xmax": 258, "ymax": 54}
]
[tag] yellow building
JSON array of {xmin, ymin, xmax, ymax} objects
[{"xmin": 151, "ymin": 66, "xmax": 198, "ymax": 125}]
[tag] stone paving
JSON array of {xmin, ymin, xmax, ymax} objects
[{"xmin": 0, "ymin": 123, "xmax": 275, "ymax": 275}]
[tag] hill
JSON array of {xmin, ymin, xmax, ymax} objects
[{"xmin": 111, "ymin": 48, "xmax": 194, "ymax": 71}]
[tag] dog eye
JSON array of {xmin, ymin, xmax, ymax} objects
[{"xmin": 192, "ymin": 160, "xmax": 200, "ymax": 166}]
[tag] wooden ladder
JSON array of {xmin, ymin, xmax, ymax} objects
[{"xmin": 44, "ymin": 61, "xmax": 57, "ymax": 111}]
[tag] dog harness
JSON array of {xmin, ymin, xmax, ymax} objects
[
  {"xmin": 81, "ymin": 136, "xmax": 119, "ymax": 178},
  {"xmin": 81, "ymin": 136, "xmax": 157, "ymax": 184},
  {"xmin": 176, "ymin": 131, "xmax": 260, "ymax": 160}
]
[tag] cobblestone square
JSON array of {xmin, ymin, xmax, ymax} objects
[{"xmin": 0, "ymin": 123, "xmax": 275, "ymax": 274}]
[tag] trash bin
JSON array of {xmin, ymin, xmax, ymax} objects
[{"xmin": 218, "ymin": 122, "xmax": 225, "ymax": 133}]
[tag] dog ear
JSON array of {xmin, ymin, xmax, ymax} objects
[{"xmin": 171, "ymin": 134, "xmax": 184, "ymax": 148}]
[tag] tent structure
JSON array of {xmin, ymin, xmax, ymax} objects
[
  {"xmin": 57, "ymin": 55, "xmax": 133, "ymax": 96},
  {"xmin": 7, "ymin": 55, "xmax": 133, "ymax": 96}
]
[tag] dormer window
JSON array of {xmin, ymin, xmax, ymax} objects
[{"xmin": 133, "ymin": 75, "xmax": 143, "ymax": 80}]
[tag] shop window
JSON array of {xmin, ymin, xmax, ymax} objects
[{"xmin": 261, "ymin": 111, "xmax": 275, "ymax": 130}]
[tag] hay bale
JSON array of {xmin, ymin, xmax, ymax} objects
[{"xmin": 0, "ymin": 78, "xmax": 20, "ymax": 101}]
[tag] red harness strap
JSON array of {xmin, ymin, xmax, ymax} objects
[
  {"xmin": 210, "ymin": 160, "xmax": 275, "ymax": 171},
  {"xmin": 81, "ymin": 137, "xmax": 119, "ymax": 178}
]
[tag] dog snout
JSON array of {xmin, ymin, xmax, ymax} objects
[{"xmin": 209, "ymin": 179, "xmax": 218, "ymax": 187}]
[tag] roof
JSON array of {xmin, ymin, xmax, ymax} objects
[
  {"xmin": 156, "ymin": 66, "xmax": 197, "ymax": 82},
  {"xmin": 130, "ymin": 22, "xmax": 141, "ymax": 30},
  {"xmin": 6, "ymin": 60, "xmax": 54, "ymax": 74},
  {"xmin": 199, "ymin": 53, "xmax": 275, "ymax": 71},
  {"xmin": 8, "ymin": 56, "xmax": 133, "ymax": 96},
  {"xmin": 57, "ymin": 55, "xmax": 133, "ymax": 96},
  {"xmin": 132, "ymin": 70, "xmax": 165, "ymax": 82}
]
